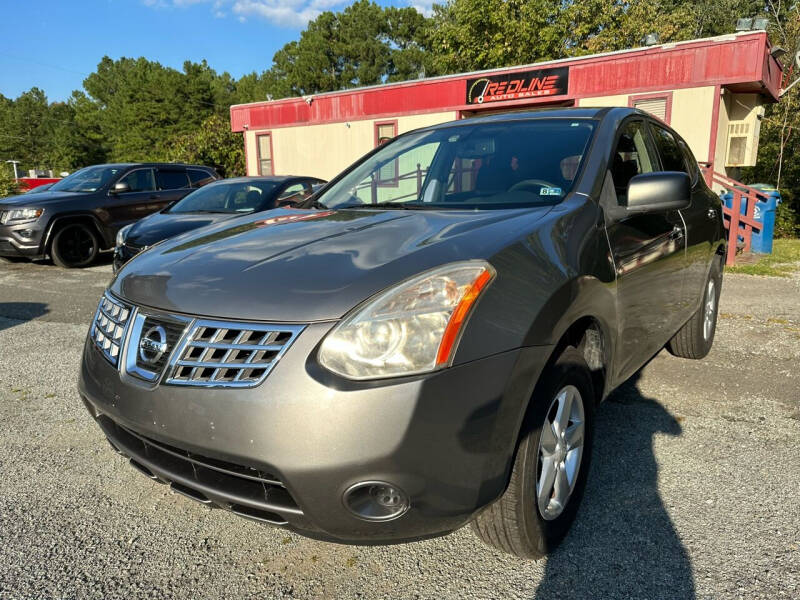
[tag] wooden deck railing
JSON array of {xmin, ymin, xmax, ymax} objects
[{"xmin": 701, "ymin": 168, "xmax": 767, "ymax": 266}]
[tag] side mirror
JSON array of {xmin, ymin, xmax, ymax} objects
[
  {"xmin": 626, "ymin": 172, "xmax": 691, "ymax": 212},
  {"xmin": 111, "ymin": 181, "xmax": 130, "ymax": 194}
]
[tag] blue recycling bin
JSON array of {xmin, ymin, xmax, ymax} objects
[{"xmin": 720, "ymin": 187, "xmax": 778, "ymax": 254}]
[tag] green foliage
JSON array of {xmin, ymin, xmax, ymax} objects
[
  {"xmin": 164, "ymin": 114, "xmax": 245, "ymax": 178},
  {"xmin": 774, "ymin": 203, "xmax": 800, "ymax": 238},
  {"xmin": 0, "ymin": 164, "xmax": 20, "ymax": 198},
  {"xmin": 270, "ymin": 0, "xmax": 432, "ymax": 95},
  {"xmin": 740, "ymin": 1, "xmax": 800, "ymax": 237},
  {"xmin": 726, "ymin": 239, "xmax": 800, "ymax": 276}
]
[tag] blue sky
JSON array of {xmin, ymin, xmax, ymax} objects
[{"xmin": 0, "ymin": 0, "xmax": 433, "ymax": 102}]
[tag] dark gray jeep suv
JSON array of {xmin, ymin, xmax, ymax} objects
[
  {"xmin": 0, "ymin": 163, "xmax": 218, "ymax": 268},
  {"xmin": 79, "ymin": 108, "xmax": 725, "ymax": 558}
]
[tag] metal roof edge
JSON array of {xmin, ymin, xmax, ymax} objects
[{"xmin": 229, "ymin": 30, "xmax": 769, "ymax": 111}]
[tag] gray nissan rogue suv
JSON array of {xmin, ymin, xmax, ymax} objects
[{"xmin": 78, "ymin": 108, "xmax": 725, "ymax": 558}]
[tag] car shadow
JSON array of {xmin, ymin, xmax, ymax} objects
[
  {"xmin": 0, "ymin": 302, "xmax": 49, "ymax": 332},
  {"xmin": 533, "ymin": 370, "xmax": 695, "ymax": 599}
]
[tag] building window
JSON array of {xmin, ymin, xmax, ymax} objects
[
  {"xmin": 257, "ymin": 133, "xmax": 273, "ymax": 175},
  {"xmin": 629, "ymin": 93, "xmax": 672, "ymax": 124},
  {"xmin": 374, "ymin": 121, "xmax": 398, "ymax": 186}
]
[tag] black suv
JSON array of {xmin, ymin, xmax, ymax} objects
[{"xmin": 0, "ymin": 163, "xmax": 219, "ymax": 268}]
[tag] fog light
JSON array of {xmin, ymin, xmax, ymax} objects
[{"xmin": 343, "ymin": 481, "xmax": 409, "ymax": 521}]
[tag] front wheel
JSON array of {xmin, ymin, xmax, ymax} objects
[
  {"xmin": 666, "ymin": 260, "xmax": 722, "ymax": 359},
  {"xmin": 472, "ymin": 347, "xmax": 595, "ymax": 558},
  {"xmin": 50, "ymin": 223, "xmax": 100, "ymax": 268}
]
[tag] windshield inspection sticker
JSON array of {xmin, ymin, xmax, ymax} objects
[{"xmin": 540, "ymin": 187, "xmax": 562, "ymax": 196}]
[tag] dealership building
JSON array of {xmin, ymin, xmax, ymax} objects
[{"xmin": 229, "ymin": 31, "xmax": 782, "ymax": 186}]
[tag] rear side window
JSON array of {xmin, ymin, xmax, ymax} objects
[
  {"xmin": 677, "ymin": 140, "xmax": 701, "ymax": 185},
  {"xmin": 188, "ymin": 169, "xmax": 215, "ymax": 188},
  {"xmin": 650, "ymin": 125, "xmax": 688, "ymax": 173},
  {"xmin": 157, "ymin": 170, "xmax": 190, "ymax": 190}
]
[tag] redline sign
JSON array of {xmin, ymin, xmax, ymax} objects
[{"xmin": 466, "ymin": 67, "xmax": 569, "ymax": 105}]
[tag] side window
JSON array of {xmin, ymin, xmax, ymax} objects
[
  {"xmin": 611, "ymin": 120, "xmax": 656, "ymax": 201},
  {"xmin": 117, "ymin": 169, "xmax": 155, "ymax": 193},
  {"xmin": 157, "ymin": 170, "xmax": 190, "ymax": 190},
  {"xmin": 650, "ymin": 125, "xmax": 688, "ymax": 173},
  {"xmin": 189, "ymin": 169, "xmax": 215, "ymax": 188},
  {"xmin": 257, "ymin": 134, "xmax": 273, "ymax": 176},
  {"xmin": 677, "ymin": 139, "xmax": 700, "ymax": 185}
]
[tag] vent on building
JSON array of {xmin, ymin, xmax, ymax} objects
[
  {"xmin": 633, "ymin": 97, "xmax": 668, "ymax": 121},
  {"xmin": 726, "ymin": 121, "xmax": 752, "ymax": 167}
]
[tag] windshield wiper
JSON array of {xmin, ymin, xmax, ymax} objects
[{"xmin": 336, "ymin": 201, "xmax": 438, "ymax": 210}]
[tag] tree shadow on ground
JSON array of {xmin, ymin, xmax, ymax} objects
[
  {"xmin": 534, "ymin": 370, "xmax": 695, "ymax": 599},
  {"xmin": 0, "ymin": 302, "xmax": 49, "ymax": 332}
]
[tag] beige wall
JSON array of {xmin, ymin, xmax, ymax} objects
[
  {"xmin": 577, "ymin": 87, "xmax": 716, "ymax": 163},
  {"xmin": 577, "ymin": 94, "xmax": 629, "ymax": 109},
  {"xmin": 244, "ymin": 111, "xmax": 458, "ymax": 180},
  {"xmin": 671, "ymin": 87, "xmax": 715, "ymax": 163}
]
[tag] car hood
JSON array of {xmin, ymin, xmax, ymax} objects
[
  {"xmin": 0, "ymin": 190, "xmax": 87, "ymax": 207},
  {"xmin": 126, "ymin": 211, "xmax": 235, "ymax": 248},
  {"xmin": 112, "ymin": 206, "xmax": 553, "ymax": 322}
]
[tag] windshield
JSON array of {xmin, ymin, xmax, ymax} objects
[
  {"xmin": 168, "ymin": 180, "xmax": 278, "ymax": 214},
  {"xmin": 49, "ymin": 166, "xmax": 122, "ymax": 193},
  {"xmin": 316, "ymin": 119, "xmax": 596, "ymax": 210}
]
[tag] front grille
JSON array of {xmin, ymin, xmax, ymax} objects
[
  {"xmin": 97, "ymin": 415, "xmax": 300, "ymax": 523},
  {"xmin": 165, "ymin": 320, "xmax": 304, "ymax": 388},
  {"xmin": 90, "ymin": 294, "xmax": 132, "ymax": 365}
]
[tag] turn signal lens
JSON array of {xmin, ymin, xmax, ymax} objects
[{"xmin": 319, "ymin": 261, "xmax": 495, "ymax": 380}]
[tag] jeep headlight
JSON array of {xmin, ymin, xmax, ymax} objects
[
  {"xmin": 0, "ymin": 208, "xmax": 43, "ymax": 225},
  {"xmin": 115, "ymin": 223, "xmax": 133, "ymax": 247},
  {"xmin": 319, "ymin": 261, "xmax": 495, "ymax": 380}
]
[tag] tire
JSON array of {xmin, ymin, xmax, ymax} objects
[
  {"xmin": 666, "ymin": 259, "xmax": 722, "ymax": 359},
  {"xmin": 50, "ymin": 223, "xmax": 100, "ymax": 268},
  {"xmin": 472, "ymin": 347, "xmax": 595, "ymax": 559}
]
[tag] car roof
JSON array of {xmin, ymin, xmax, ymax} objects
[
  {"xmin": 209, "ymin": 175, "xmax": 322, "ymax": 184},
  {"xmin": 417, "ymin": 107, "xmax": 643, "ymax": 131},
  {"xmin": 84, "ymin": 163, "xmax": 216, "ymax": 170}
]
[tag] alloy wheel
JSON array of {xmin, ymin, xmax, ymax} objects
[
  {"xmin": 58, "ymin": 226, "xmax": 95, "ymax": 265},
  {"xmin": 536, "ymin": 384, "xmax": 585, "ymax": 521}
]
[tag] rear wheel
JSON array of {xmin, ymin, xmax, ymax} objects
[
  {"xmin": 667, "ymin": 260, "xmax": 722, "ymax": 359},
  {"xmin": 472, "ymin": 347, "xmax": 595, "ymax": 558},
  {"xmin": 50, "ymin": 223, "xmax": 99, "ymax": 268}
]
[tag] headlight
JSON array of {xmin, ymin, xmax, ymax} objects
[
  {"xmin": 115, "ymin": 224, "xmax": 133, "ymax": 247},
  {"xmin": 319, "ymin": 261, "xmax": 495, "ymax": 380},
  {"xmin": 0, "ymin": 208, "xmax": 43, "ymax": 225}
]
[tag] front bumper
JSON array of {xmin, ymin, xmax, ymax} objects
[
  {"xmin": 79, "ymin": 320, "xmax": 552, "ymax": 544},
  {"xmin": 0, "ymin": 222, "xmax": 45, "ymax": 258}
]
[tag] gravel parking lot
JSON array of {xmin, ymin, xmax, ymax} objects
[{"xmin": 0, "ymin": 256, "xmax": 798, "ymax": 600}]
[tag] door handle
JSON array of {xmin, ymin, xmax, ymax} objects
[{"xmin": 149, "ymin": 194, "xmax": 158, "ymax": 200}]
